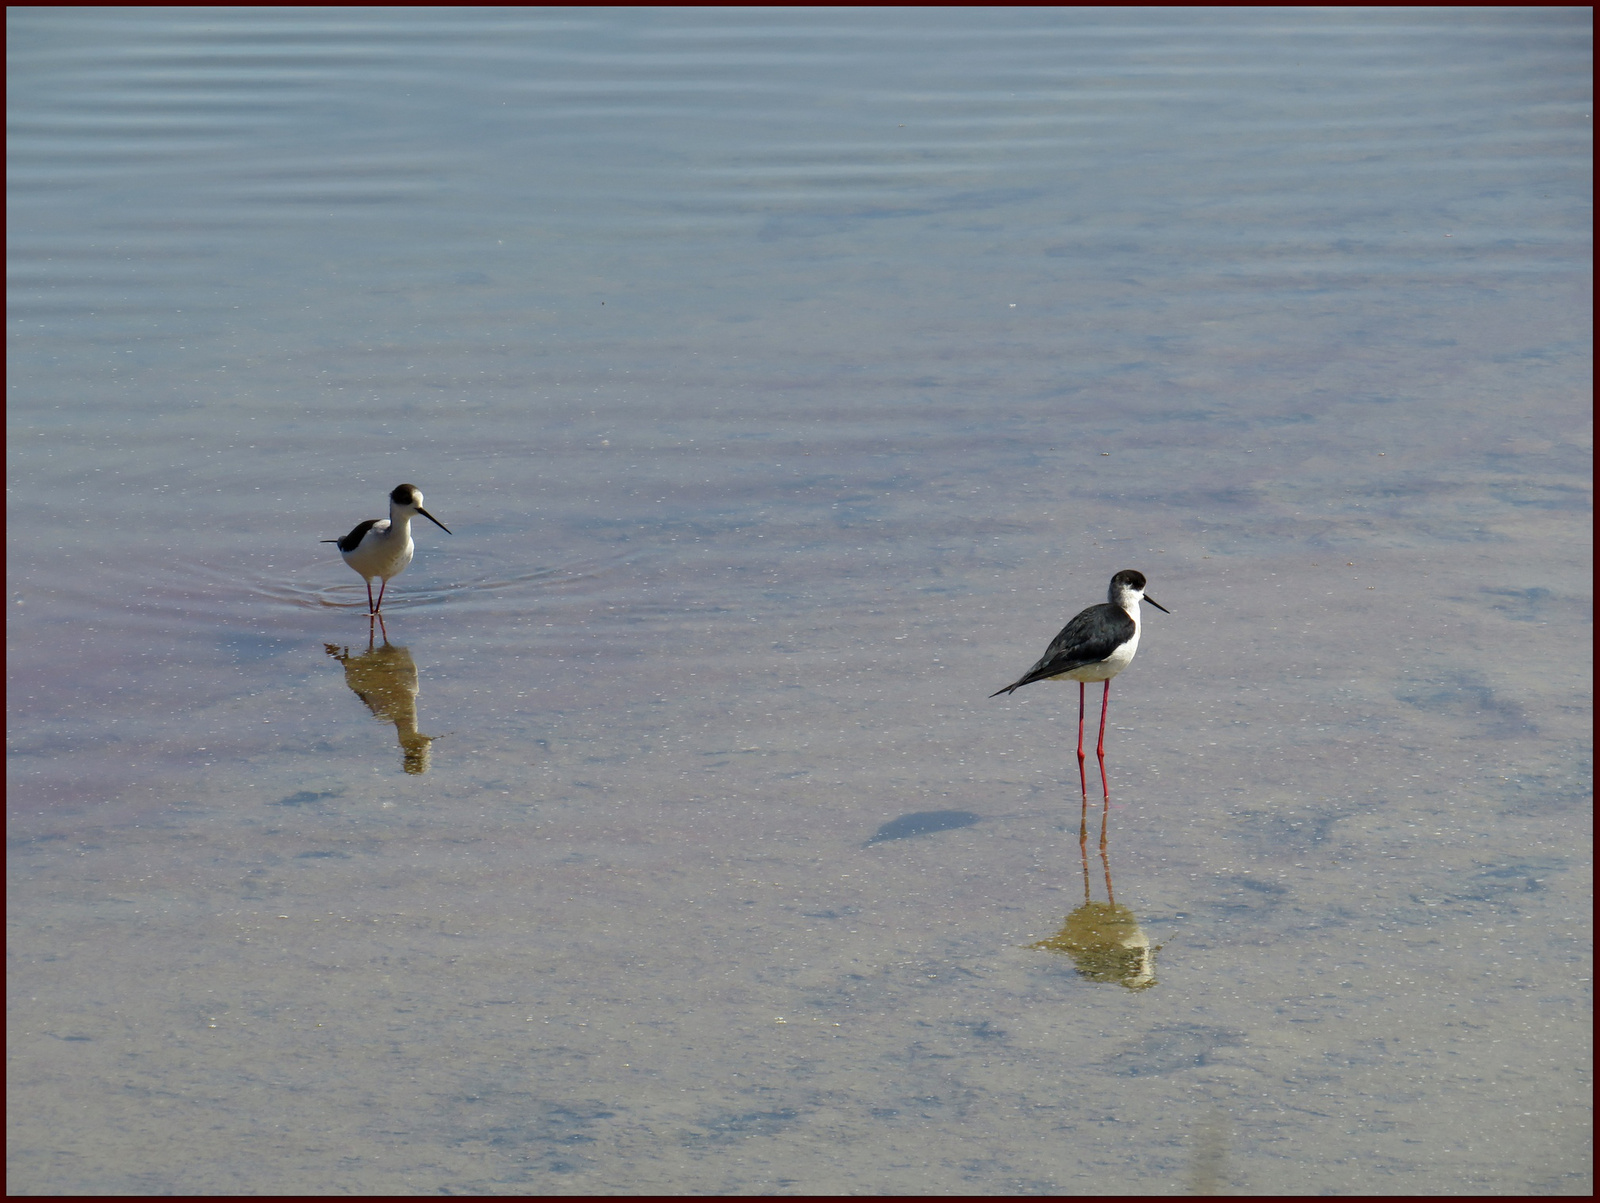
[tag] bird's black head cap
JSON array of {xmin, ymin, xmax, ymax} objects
[{"xmin": 1111, "ymin": 568, "xmax": 1169, "ymax": 613}]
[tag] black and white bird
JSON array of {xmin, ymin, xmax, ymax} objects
[
  {"xmin": 323, "ymin": 484, "xmax": 451, "ymax": 614},
  {"xmin": 991, "ymin": 569, "xmax": 1169, "ymax": 792}
]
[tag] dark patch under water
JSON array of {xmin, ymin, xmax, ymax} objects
[
  {"xmin": 864, "ymin": 810, "xmax": 983, "ymax": 846},
  {"xmin": 1104, "ymin": 1025, "xmax": 1244, "ymax": 1077},
  {"xmin": 271, "ymin": 789, "xmax": 346, "ymax": 808}
]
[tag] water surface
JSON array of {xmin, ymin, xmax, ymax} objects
[{"xmin": 8, "ymin": 7, "xmax": 1591, "ymax": 1195}]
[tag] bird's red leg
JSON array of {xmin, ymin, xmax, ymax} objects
[
  {"xmin": 1076, "ymin": 682, "xmax": 1088, "ymax": 792},
  {"xmin": 374, "ymin": 578, "xmax": 388, "ymax": 612},
  {"xmin": 1097, "ymin": 680, "xmax": 1112, "ymax": 803},
  {"xmin": 365, "ymin": 580, "xmax": 376, "ymax": 613},
  {"xmin": 1094, "ymin": 681, "xmax": 1107, "ymax": 851},
  {"xmin": 1076, "ymin": 681, "xmax": 1089, "ymax": 847}
]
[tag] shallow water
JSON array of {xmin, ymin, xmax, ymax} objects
[{"xmin": 8, "ymin": 8, "xmax": 1592, "ymax": 1195}]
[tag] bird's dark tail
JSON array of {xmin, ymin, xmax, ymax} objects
[{"xmin": 990, "ymin": 680, "xmax": 1024, "ymax": 698}]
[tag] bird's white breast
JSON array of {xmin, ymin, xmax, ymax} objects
[
  {"xmin": 342, "ymin": 521, "xmax": 415, "ymax": 580},
  {"xmin": 1054, "ymin": 626, "xmax": 1140, "ymax": 682}
]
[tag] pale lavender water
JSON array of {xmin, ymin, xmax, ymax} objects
[{"xmin": 8, "ymin": 8, "xmax": 1591, "ymax": 1194}]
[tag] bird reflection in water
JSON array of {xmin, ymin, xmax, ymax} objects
[
  {"xmin": 1028, "ymin": 824, "xmax": 1158, "ymax": 990},
  {"xmin": 324, "ymin": 618, "xmax": 435, "ymax": 774}
]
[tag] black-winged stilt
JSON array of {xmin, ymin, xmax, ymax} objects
[
  {"xmin": 991, "ymin": 569, "xmax": 1169, "ymax": 800},
  {"xmin": 323, "ymin": 484, "xmax": 451, "ymax": 613}
]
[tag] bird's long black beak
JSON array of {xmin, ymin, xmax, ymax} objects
[
  {"xmin": 1145, "ymin": 595, "xmax": 1170, "ymax": 614},
  {"xmin": 418, "ymin": 507, "xmax": 451, "ymax": 534}
]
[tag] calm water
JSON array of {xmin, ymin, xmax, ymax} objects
[{"xmin": 8, "ymin": 7, "xmax": 1591, "ymax": 1195}]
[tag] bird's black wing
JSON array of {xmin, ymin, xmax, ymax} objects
[
  {"xmin": 989, "ymin": 605, "xmax": 1131, "ymax": 696},
  {"xmin": 323, "ymin": 518, "xmax": 380, "ymax": 552}
]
